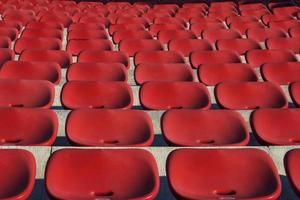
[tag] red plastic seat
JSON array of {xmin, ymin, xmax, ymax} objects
[
  {"xmin": 246, "ymin": 27, "xmax": 287, "ymax": 42},
  {"xmin": 66, "ymin": 109, "xmax": 154, "ymax": 146},
  {"xmin": 78, "ymin": 50, "xmax": 129, "ymax": 68},
  {"xmin": 290, "ymin": 82, "xmax": 300, "ymax": 107},
  {"xmin": 239, "ymin": 3, "xmax": 266, "ymax": 11},
  {"xmin": 119, "ymin": 39, "xmax": 163, "ymax": 57},
  {"xmin": 143, "ymin": 12, "xmax": 172, "ymax": 23},
  {"xmin": 19, "ymin": 50, "xmax": 72, "ymax": 68},
  {"xmin": 285, "ymin": 149, "xmax": 300, "ymax": 197},
  {"xmin": 241, "ymin": 9, "xmax": 270, "ymax": 18},
  {"xmin": 0, "ymin": 79, "xmax": 54, "ymax": 108},
  {"xmin": 67, "ymin": 39, "xmax": 112, "ymax": 56},
  {"xmin": 26, "ymin": 21, "xmax": 63, "ymax": 30},
  {"xmin": 14, "ymin": 37, "xmax": 61, "ymax": 54},
  {"xmin": 157, "ymin": 30, "xmax": 197, "ymax": 44},
  {"xmin": 116, "ymin": 17, "xmax": 149, "ymax": 27},
  {"xmin": 190, "ymin": 17, "xmax": 222, "ymax": 24},
  {"xmin": 162, "ymin": 109, "xmax": 249, "ymax": 146},
  {"xmin": 198, "ymin": 63, "xmax": 257, "ymax": 86},
  {"xmin": 0, "ymin": 108, "xmax": 57, "ymax": 145},
  {"xmin": 155, "ymin": 17, "xmax": 187, "ymax": 27},
  {"xmin": 176, "ymin": 11, "xmax": 205, "ymax": 22},
  {"xmin": 61, "ymin": 81, "xmax": 133, "ymax": 109},
  {"xmin": 168, "ymin": 39, "xmax": 212, "ymax": 57},
  {"xmin": 202, "ymin": 29, "xmax": 241, "ymax": 44},
  {"xmin": 273, "ymin": 6, "xmax": 300, "ymax": 16},
  {"xmin": 0, "ymin": 48, "xmax": 14, "ymax": 67},
  {"xmin": 230, "ymin": 21, "xmax": 265, "ymax": 35},
  {"xmin": 4, "ymin": 13, "xmax": 36, "ymax": 25},
  {"xmin": 190, "ymin": 50, "xmax": 241, "ymax": 69},
  {"xmin": 261, "ymin": 14, "xmax": 294, "ymax": 25},
  {"xmin": 190, "ymin": 22, "xmax": 225, "ymax": 36},
  {"xmin": 108, "ymin": 23, "xmax": 145, "ymax": 36},
  {"xmin": 40, "ymin": 13, "xmax": 72, "ymax": 27},
  {"xmin": 67, "ymin": 30, "xmax": 108, "ymax": 40},
  {"xmin": 0, "ymin": 27, "xmax": 18, "ymax": 41},
  {"xmin": 167, "ymin": 149, "xmax": 281, "ymax": 200},
  {"xmin": 140, "ymin": 81, "xmax": 211, "ymax": 110},
  {"xmin": 0, "ymin": 149, "xmax": 36, "ymax": 199},
  {"xmin": 215, "ymin": 82, "xmax": 287, "ymax": 109},
  {"xmin": 226, "ymin": 15, "xmax": 258, "ymax": 25},
  {"xmin": 216, "ymin": 38, "xmax": 261, "ymax": 55},
  {"xmin": 208, "ymin": 11, "xmax": 238, "ymax": 21},
  {"xmin": 21, "ymin": 28, "xmax": 63, "ymax": 40},
  {"xmin": 67, "ymin": 63, "xmax": 127, "ymax": 82},
  {"xmin": 0, "ymin": 61, "xmax": 61, "ymax": 84},
  {"xmin": 135, "ymin": 63, "xmax": 194, "ymax": 85},
  {"xmin": 134, "ymin": 51, "xmax": 185, "ymax": 66},
  {"xmin": 149, "ymin": 23, "xmax": 185, "ymax": 36},
  {"xmin": 0, "ymin": 20, "xmax": 22, "ymax": 32},
  {"xmin": 269, "ymin": 20, "xmax": 300, "ymax": 32},
  {"xmin": 261, "ymin": 62, "xmax": 300, "ymax": 85},
  {"xmin": 245, "ymin": 49, "xmax": 297, "ymax": 68},
  {"xmin": 112, "ymin": 30, "xmax": 152, "ymax": 44},
  {"xmin": 289, "ymin": 26, "xmax": 300, "ymax": 38},
  {"xmin": 68, "ymin": 23, "xmax": 105, "ymax": 32},
  {"xmin": 266, "ymin": 38, "xmax": 300, "ymax": 54},
  {"xmin": 0, "ymin": 36, "xmax": 11, "ymax": 48}
]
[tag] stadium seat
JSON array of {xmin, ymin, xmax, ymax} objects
[
  {"xmin": 119, "ymin": 39, "xmax": 163, "ymax": 57},
  {"xmin": 116, "ymin": 17, "xmax": 149, "ymax": 27},
  {"xmin": 66, "ymin": 109, "xmax": 154, "ymax": 146},
  {"xmin": 40, "ymin": 12, "xmax": 72, "ymax": 27},
  {"xmin": 239, "ymin": 3, "xmax": 266, "ymax": 11},
  {"xmin": 226, "ymin": 15, "xmax": 258, "ymax": 25},
  {"xmin": 251, "ymin": 108, "xmax": 300, "ymax": 145},
  {"xmin": 198, "ymin": 63, "xmax": 258, "ymax": 86},
  {"xmin": 26, "ymin": 21, "xmax": 63, "ymax": 30},
  {"xmin": 140, "ymin": 81, "xmax": 211, "ymax": 110},
  {"xmin": 0, "ymin": 149, "xmax": 36, "ymax": 199},
  {"xmin": 162, "ymin": 110, "xmax": 249, "ymax": 146},
  {"xmin": 215, "ymin": 82, "xmax": 288, "ymax": 109},
  {"xmin": 0, "ymin": 61, "xmax": 61, "ymax": 84},
  {"xmin": 261, "ymin": 14, "xmax": 294, "ymax": 25},
  {"xmin": 143, "ymin": 12, "xmax": 172, "ymax": 23},
  {"xmin": 269, "ymin": 20, "xmax": 300, "ymax": 32},
  {"xmin": 68, "ymin": 23, "xmax": 105, "ymax": 32},
  {"xmin": 0, "ymin": 48, "xmax": 14, "ymax": 67},
  {"xmin": 289, "ymin": 26, "xmax": 300, "ymax": 38},
  {"xmin": 21, "ymin": 28, "xmax": 63, "ymax": 40},
  {"xmin": 149, "ymin": 23, "xmax": 185, "ymax": 36},
  {"xmin": 241, "ymin": 9, "xmax": 270, "ymax": 18},
  {"xmin": 0, "ymin": 20, "xmax": 22, "ymax": 32},
  {"xmin": 290, "ymin": 82, "xmax": 300, "ymax": 107},
  {"xmin": 67, "ymin": 39, "xmax": 113, "ymax": 56},
  {"xmin": 45, "ymin": 149, "xmax": 159, "ymax": 199},
  {"xmin": 245, "ymin": 49, "xmax": 297, "ymax": 68},
  {"xmin": 67, "ymin": 63, "xmax": 127, "ymax": 82},
  {"xmin": 4, "ymin": 12, "xmax": 36, "ymax": 25},
  {"xmin": 167, "ymin": 149, "xmax": 281, "ymax": 200},
  {"xmin": 78, "ymin": 50, "xmax": 129, "ymax": 68},
  {"xmin": 266, "ymin": 38, "xmax": 300, "ymax": 54},
  {"xmin": 285, "ymin": 149, "xmax": 300, "ymax": 197},
  {"xmin": 157, "ymin": 30, "xmax": 197, "ymax": 44},
  {"xmin": 19, "ymin": 50, "xmax": 72, "ymax": 68},
  {"xmin": 134, "ymin": 51, "xmax": 185, "ymax": 66},
  {"xmin": 229, "ymin": 21, "xmax": 265, "ymax": 35},
  {"xmin": 202, "ymin": 29, "xmax": 242, "ymax": 44},
  {"xmin": 190, "ymin": 50, "xmax": 241, "ymax": 68},
  {"xmin": 14, "ymin": 37, "xmax": 61, "ymax": 54},
  {"xmin": 246, "ymin": 27, "xmax": 287, "ymax": 42},
  {"xmin": 168, "ymin": 39, "xmax": 212, "ymax": 57},
  {"xmin": 190, "ymin": 22, "xmax": 225, "ymax": 37},
  {"xmin": 190, "ymin": 17, "xmax": 222, "ymax": 24},
  {"xmin": 135, "ymin": 63, "xmax": 194, "ymax": 85},
  {"xmin": 108, "ymin": 23, "xmax": 145, "ymax": 36},
  {"xmin": 0, "ymin": 27, "xmax": 18, "ymax": 41},
  {"xmin": 0, "ymin": 108, "xmax": 57, "ymax": 145},
  {"xmin": 216, "ymin": 38, "xmax": 261, "ymax": 55},
  {"xmin": 61, "ymin": 81, "xmax": 133, "ymax": 109},
  {"xmin": 67, "ymin": 30, "xmax": 108, "ymax": 40},
  {"xmin": 272, "ymin": 6, "xmax": 300, "ymax": 16},
  {"xmin": 154, "ymin": 17, "xmax": 187, "ymax": 28},
  {"xmin": 208, "ymin": 11, "xmax": 238, "ymax": 21},
  {"xmin": 112, "ymin": 30, "xmax": 152, "ymax": 44},
  {"xmin": 0, "ymin": 36, "xmax": 11, "ymax": 48}
]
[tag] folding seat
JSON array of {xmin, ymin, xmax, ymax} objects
[
  {"xmin": 68, "ymin": 23, "xmax": 105, "ymax": 32},
  {"xmin": 0, "ymin": 48, "xmax": 14, "ymax": 67},
  {"xmin": 182, "ymin": 3, "xmax": 208, "ymax": 9},
  {"xmin": 46, "ymin": 149, "xmax": 159, "ymax": 199},
  {"xmin": 67, "ymin": 30, "xmax": 108, "ymax": 41},
  {"xmin": 0, "ymin": 27, "xmax": 18, "ymax": 41},
  {"xmin": 202, "ymin": 29, "xmax": 241, "ymax": 44},
  {"xmin": 108, "ymin": 24, "xmax": 145, "ymax": 36},
  {"xmin": 134, "ymin": 51, "xmax": 185, "ymax": 66},
  {"xmin": 216, "ymin": 38, "xmax": 261, "ymax": 55},
  {"xmin": 266, "ymin": 38, "xmax": 300, "ymax": 54},
  {"xmin": 140, "ymin": 81, "xmax": 211, "ymax": 110},
  {"xmin": 149, "ymin": 23, "xmax": 185, "ymax": 37},
  {"xmin": 0, "ymin": 61, "xmax": 61, "ymax": 84},
  {"xmin": 261, "ymin": 14, "xmax": 294, "ymax": 26},
  {"xmin": 162, "ymin": 109, "xmax": 249, "ymax": 146},
  {"xmin": 290, "ymin": 82, "xmax": 300, "ymax": 107},
  {"xmin": 0, "ymin": 20, "xmax": 22, "ymax": 32},
  {"xmin": 112, "ymin": 30, "xmax": 152, "ymax": 44},
  {"xmin": 67, "ymin": 63, "xmax": 127, "ymax": 82},
  {"xmin": 198, "ymin": 63, "xmax": 258, "ymax": 86},
  {"xmin": 40, "ymin": 12, "xmax": 72, "ymax": 27},
  {"xmin": 135, "ymin": 63, "xmax": 194, "ymax": 85},
  {"xmin": 78, "ymin": 50, "xmax": 129, "ymax": 68},
  {"xmin": 175, "ymin": 10, "xmax": 205, "ymax": 22},
  {"xmin": 190, "ymin": 17, "xmax": 222, "ymax": 24},
  {"xmin": 143, "ymin": 12, "xmax": 172, "ymax": 23},
  {"xmin": 269, "ymin": 20, "xmax": 300, "ymax": 32},
  {"xmin": 241, "ymin": 9, "xmax": 270, "ymax": 18},
  {"xmin": 289, "ymin": 26, "xmax": 300, "ymax": 38},
  {"xmin": 215, "ymin": 82, "xmax": 287, "ymax": 109},
  {"xmin": 19, "ymin": 50, "xmax": 72, "ymax": 68},
  {"xmin": 108, "ymin": 13, "xmax": 140, "ymax": 24},
  {"xmin": 153, "ymin": 4, "xmax": 179, "ymax": 11},
  {"xmin": 22, "ymin": 28, "xmax": 63, "ymax": 40},
  {"xmin": 226, "ymin": 15, "xmax": 258, "ymax": 26},
  {"xmin": 157, "ymin": 30, "xmax": 197, "ymax": 44},
  {"xmin": 208, "ymin": 11, "xmax": 238, "ymax": 21},
  {"xmin": 190, "ymin": 22, "xmax": 225, "ymax": 37},
  {"xmin": 190, "ymin": 50, "xmax": 241, "ymax": 68},
  {"xmin": 154, "ymin": 17, "xmax": 187, "ymax": 28},
  {"xmin": 239, "ymin": 3, "xmax": 266, "ymax": 11},
  {"xmin": 230, "ymin": 21, "xmax": 265, "ymax": 35},
  {"xmin": 0, "ymin": 79, "xmax": 54, "ymax": 108},
  {"xmin": 73, "ymin": 12, "xmax": 105, "ymax": 23},
  {"xmin": 66, "ymin": 109, "xmax": 154, "ymax": 146},
  {"xmin": 167, "ymin": 149, "xmax": 281, "ymax": 199},
  {"xmin": 116, "ymin": 16, "xmax": 150, "ymax": 28},
  {"xmin": 119, "ymin": 39, "xmax": 163, "ymax": 57},
  {"xmin": 3, "ymin": 12, "xmax": 36, "ymax": 25},
  {"xmin": 272, "ymin": 6, "xmax": 300, "ymax": 16},
  {"xmin": 61, "ymin": 81, "xmax": 133, "ymax": 109},
  {"xmin": 0, "ymin": 36, "xmax": 11, "ymax": 48},
  {"xmin": 67, "ymin": 39, "xmax": 112, "ymax": 56},
  {"xmin": 245, "ymin": 49, "xmax": 297, "ymax": 68},
  {"xmin": 26, "ymin": 21, "xmax": 63, "ymax": 30},
  {"xmin": 14, "ymin": 37, "xmax": 61, "ymax": 54},
  {"xmin": 0, "ymin": 149, "xmax": 35, "ymax": 199},
  {"xmin": 150, "ymin": 8, "xmax": 176, "ymax": 17},
  {"xmin": 285, "ymin": 149, "xmax": 300, "ymax": 197},
  {"xmin": 78, "ymin": 16, "xmax": 110, "ymax": 28},
  {"xmin": 168, "ymin": 39, "xmax": 212, "ymax": 57},
  {"xmin": 246, "ymin": 27, "xmax": 287, "ymax": 42}
]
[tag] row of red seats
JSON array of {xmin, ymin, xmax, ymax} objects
[
  {"xmin": 2, "ymin": 107, "xmax": 300, "ymax": 146},
  {"xmin": 1, "ymin": 148, "xmax": 299, "ymax": 199}
]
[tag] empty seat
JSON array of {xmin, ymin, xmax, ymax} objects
[
  {"xmin": 154, "ymin": 17, "xmax": 187, "ymax": 28},
  {"xmin": 290, "ymin": 82, "xmax": 300, "ymax": 107},
  {"xmin": 289, "ymin": 26, "xmax": 300, "ymax": 38},
  {"xmin": 261, "ymin": 14, "xmax": 294, "ymax": 25},
  {"xmin": 108, "ymin": 23, "xmax": 145, "ymax": 36},
  {"xmin": 167, "ymin": 149, "xmax": 281, "ymax": 199},
  {"xmin": 245, "ymin": 49, "xmax": 297, "ymax": 68},
  {"xmin": 190, "ymin": 17, "xmax": 222, "ymax": 24},
  {"xmin": 21, "ymin": 28, "xmax": 63, "ymax": 40},
  {"xmin": 0, "ymin": 20, "xmax": 22, "ymax": 32},
  {"xmin": 19, "ymin": 50, "xmax": 72, "ymax": 68},
  {"xmin": 0, "ymin": 36, "xmax": 11, "ymax": 48},
  {"xmin": 273, "ymin": 6, "xmax": 300, "ymax": 16},
  {"xmin": 45, "ymin": 149, "xmax": 159, "ymax": 199},
  {"xmin": 157, "ymin": 30, "xmax": 197, "ymax": 44},
  {"xmin": 112, "ymin": 30, "xmax": 152, "ymax": 44},
  {"xmin": 241, "ymin": 9, "xmax": 270, "ymax": 18},
  {"xmin": 226, "ymin": 15, "xmax": 258, "ymax": 25},
  {"xmin": 246, "ymin": 27, "xmax": 287, "ymax": 42},
  {"xmin": 215, "ymin": 82, "xmax": 287, "ymax": 109},
  {"xmin": 168, "ymin": 39, "xmax": 212, "ymax": 56},
  {"xmin": 67, "ymin": 39, "xmax": 112, "ymax": 56},
  {"xmin": 61, "ymin": 81, "xmax": 133, "ymax": 109},
  {"xmin": 216, "ymin": 38, "xmax": 261, "ymax": 55},
  {"xmin": 67, "ymin": 63, "xmax": 127, "ymax": 82},
  {"xmin": 14, "ymin": 37, "xmax": 61, "ymax": 54},
  {"xmin": 149, "ymin": 23, "xmax": 185, "ymax": 36},
  {"xmin": 26, "ymin": 21, "xmax": 63, "ymax": 30},
  {"xmin": 0, "ymin": 48, "xmax": 14, "ymax": 67},
  {"xmin": 78, "ymin": 50, "xmax": 129, "ymax": 68},
  {"xmin": 4, "ymin": 13, "xmax": 36, "ymax": 25},
  {"xmin": 202, "ymin": 29, "xmax": 242, "ymax": 44},
  {"xmin": 266, "ymin": 38, "xmax": 300, "ymax": 54},
  {"xmin": 66, "ymin": 109, "xmax": 154, "ymax": 146},
  {"xmin": 134, "ymin": 51, "xmax": 185, "ymax": 66},
  {"xmin": 162, "ymin": 109, "xmax": 249, "ymax": 146},
  {"xmin": 40, "ymin": 13, "xmax": 72, "ymax": 27},
  {"xmin": 0, "ymin": 27, "xmax": 18, "ymax": 41},
  {"xmin": 69, "ymin": 23, "xmax": 105, "ymax": 31},
  {"xmin": 230, "ymin": 21, "xmax": 265, "ymax": 35},
  {"xmin": 79, "ymin": 16, "xmax": 110, "ymax": 28},
  {"xmin": 68, "ymin": 30, "xmax": 108, "ymax": 40},
  {"xmin": 0, "ymin": 149, "xmax": 36, "ymax": 199},
  {"xmin": 251, "ymin": 108, "xmax": 300, "ymax": 145},
  {"xmin": 119, "ymin": 39, "xmax": 163, "ymax": 57},
  {"xmin": 135, "ymin": 63, "xmax": 194, "ymax": 85},
  {"xmin": 269, "ymin": 20, "xmax": 300, "ymax": 32},
  {"xmin": 0, "ymin": 61, "xmax": 61, "ymax": 84},
  {"xmin": 190, "ymin": 22, "xmax": 225, "ymax": 36},
  {"xmin": 198, "ymin": 63, "xmax": 257, "ymax": 86},
  {"xmin": 140, "ymin": 81, "xmax": 211, "ymax": 110},
  {"xmin": 0, "ymin": 79, "xmax": 54, "ymax": 108},
  {"xmin": 208, "ymin": 11, "xmax": 238, "ymax": 21},
  {"xmin": 190, "ymin": 50, "xmax": 241, "ymax": 68},
  {"xmin": 285, "ymin": 149, "xmax": 300, "ymax": 197}
]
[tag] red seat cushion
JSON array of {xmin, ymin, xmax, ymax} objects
[
  {"xmin": 21, "ymin": 28, "xmax": 63, "ymax": 40},
  {"xmin": 119, "ymin": 39, "xmax": 163, "ymax": 57},
  {"xmin": 168, "ymin": 39, "xmax": 212, "ymax": 56},
  {"xmin": 230, "ymin": 21, "xmax": 265, "ymax": 35},
  {"xmin": 266, "ymin": 38, "xmax": 300, "ymax": 54},
  {"xmin": 216, "ymin": 38, "xmax": 261, "ymax": 55},
  {"xmin": 113, "ymin": 30, "xmax": 152, "ymax": 44},
  {"xmin": 154, "ymin": 17, "xmax": 187, "ymax": 28},
  {"xmin": 269, "ymin": 20, "xmax": 300, "ymax": 32},
  {"xmin": 289, "ymin": 81, "xmax": 300, "ymax": 107},
  {"xmin": 157, "ymin": 30, "xmax": 196, "ymax": 44},
  {"xmin": 134, "ymin": 50, "xmax": 185, "ymax": 66},
  {"xmin": 202, "ymin": 29, "xmax": 241, "ymax": 44},
  {"xmin": 67, "ymin": 39, "xmax": 112, "ymax": 56},
  {"xmin": 261, "ymin": 14, "xmax": 294, "ymax": 25},
  {"xmin": 26, "ymin": 21, "xmax": 63, "ymax": 30},
  {"xmin": 67, "ymin": 30, "xmax": 108, "ymax": 40},
  {"xmin": 246, "ymin": 27, "xmax": 287, "ymax": 42},
  {"xmin": 116, "ymin": 17, "xmax": 149, "ymax": 27},
  {"xmin": 149, "ymin": 23, "xmax": 185, "ymax": 36},
  {"xmin": 190, "ymin": 22, "xmax": 225, "ymax": 36},
  {"xmin": 69, "ymin": 23, "xmax": 105, "ymax": 32},
  {"xmin": 108, "ymin": 23, "xmax": 145, "ymax": 36},
  {"xmin": 0, "ymin": 27, "xmax": 18, "ymax": 41},
  {"xmin": 289, "ymin": 26, "xmax": 300, "ymax": 38},
  {"xmin": 285, "ymin": 149, "xmax": 300, "ymax": 197},
  {"xmin": 14, "ymin": 37, "xmax": 61, "ymax": 54},
  {"xmin": 0, "ymin": 36, "xmax": 10, "ymax": 48}
]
